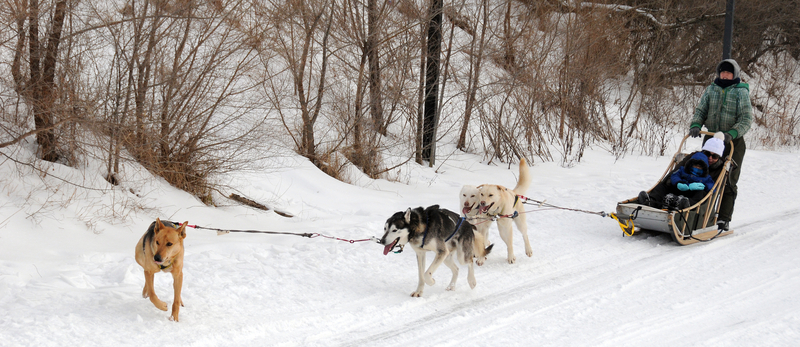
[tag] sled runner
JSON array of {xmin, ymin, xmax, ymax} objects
[{"xmin": 615, "ymin": 131, "xmax": 734, "ymax": 245}]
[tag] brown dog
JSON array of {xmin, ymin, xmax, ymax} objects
[{"xmin": 135, "ymin": 218, "xmax": 188, "ymax": 322}]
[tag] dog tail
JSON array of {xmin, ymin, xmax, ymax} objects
[
  {"xmin": 512, "ymin": 157, "xmax": 531, "ymax": 195},
  {"xmin": 471, "ymin": 232, "xmax": 493, "ymax": 266}
]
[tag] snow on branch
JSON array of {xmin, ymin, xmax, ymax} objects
[{"xmin": 565, "ymin": 1, "xmax": 726, "ymax": 29}]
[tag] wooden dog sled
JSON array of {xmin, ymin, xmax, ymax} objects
[{"xmin": 615, "ymin": 131, "xmax": 734, "ymax": 245}]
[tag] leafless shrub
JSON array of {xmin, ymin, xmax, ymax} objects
[
  {"xmin": 90, "ymin": 0, "xmax": 268, "ymax": 203},
  {"xmin": 3, "ymin": 0, "xmax": 800, "ymax": 199},
  {"xmin": 748, "ymin": 52, "xmax": 800, "ymax": 147}
]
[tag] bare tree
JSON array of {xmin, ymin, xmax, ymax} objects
[
  {"xmin": 2, "ymin": 0, "xmax": 799, "ymax": 196},
  {"xmin": 415, "ymin": 11, "xmax": 427, "ymax": 165},
  {"xmin": 263, "ymin": 0, "xmax": 334, "ymax": 170},
  {"xmin": 367, "ymin": 0, "xmax": 385, "ymax": 136},
  {"xmin": 457, "ymin": 0, "xmax": 488, "ymax": 151},
  {"xmin": 11, "ymin": 0, "xmax": 69, "ymax": 162},
  {"xmin": 333, "ymin": 0, "xmax": 390, "ymax": 178},
  {"xmin": 78, "ymin": 0, "xmax": 267, "ymax": 201}
]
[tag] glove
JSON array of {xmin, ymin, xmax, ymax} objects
[
  {"xmin": 689, "ymin": 127, "xmax": 701, "ymax": 138},
  {"xmin": 688, "ymin": 182, "xmax": 705, "ymax": 191},
  {"xmin": 724, "ymin": 132, "xmax": 733, "ymax": 143},
  {"xmin": 677, "ymin": 183, "xmax": 689, "ymax": 191}
]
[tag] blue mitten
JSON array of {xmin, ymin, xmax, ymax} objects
[
  {"xmin": 677, "ymin": 183, "xmax": 689, "ymax": 191},
  {"xmin": 688, "ymin": 182, "xmax": 705, "ymax": 191}
]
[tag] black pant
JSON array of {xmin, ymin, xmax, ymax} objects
[
  {"xmin": 648, "ymin": 180, "xmax": 707, "ymax": 208},
  {"xmin": 704, "ymin": 135, "xmax": 745, "ymax": 222}
]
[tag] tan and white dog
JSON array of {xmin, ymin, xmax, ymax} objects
[
  {"xmin": 135, "ymin": 218, "xmax": 188, "ymax": 322},
  {"xmin": 460, "ymin": 158, "xmax": 532, "ymax": 264}
]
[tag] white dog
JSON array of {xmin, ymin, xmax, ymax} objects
[{"xmin": 460, "ymin": 158, "xmax": 532, "ymax": 264}]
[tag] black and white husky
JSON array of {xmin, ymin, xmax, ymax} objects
[{"xmin": 379, "ymin": 205, "xmax": 493, "ymax": 297}]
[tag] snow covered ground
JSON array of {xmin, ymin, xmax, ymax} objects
[{"xmin": 2, "ymin": 137, "xmax": 800, "ymax": 346}]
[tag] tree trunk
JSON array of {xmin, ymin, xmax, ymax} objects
[
  {"xmin": 353, "ymin": 50, "xmax": 367, "ymax": 169},
  {"xmin": 458, "ymin": 0, "xmax": 488, "ymax": 151},
  {"xmin": 17, "ymin": 0, "xmax": 68, "ymax": 163},
  {"xmin": 134, "ymin": 1, "xmax": 160, "ymax": 155},
  {"xmin": 11, "ymin": 0, "xmax": 26, "ymax": 94},
  {"xmin": 299, "ymin": 3, "xmax": 332, "ymax": 165},
  {"xmin": 367, "ymin": 0, "xmax": 385, "ymax": 135},
  {"xmin": 159, "ymin": 14, "xmax": 192, "ymax": 162},
  {"xmin": 415, "ymin": 20, "xmax": 427, "ymax": 165}
]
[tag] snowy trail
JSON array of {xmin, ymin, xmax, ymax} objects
[
  {"xmin": 2, "ymin": 148, "xmax": 800, "ymax": 346},
  {"xmin": 340, "ymin": 206, "xmax": 800, "ymax": 347}
]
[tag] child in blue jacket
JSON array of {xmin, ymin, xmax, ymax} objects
[{"xmin": 639, "ymin": 152, "xmax": 716, "ymax": 210}]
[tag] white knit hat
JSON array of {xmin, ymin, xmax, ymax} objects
[{"xmin": 702, "ymin": 132, "xmax": 725, "ymax": 156}]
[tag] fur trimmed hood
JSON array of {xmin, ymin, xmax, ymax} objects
[{"xmin": 684, "ymin": 152, "xmax": 710, "ymax": 176}]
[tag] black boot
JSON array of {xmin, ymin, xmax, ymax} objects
[
  {"xmin": 663, "ymin": 193, "xmax": 678, "ymax": 210},
  {"xmin": 677, "ymin": 196, "xmax": 690, "ymax": 210},
  {"xmin": 717, "ymin": 220, "xmax": 730, "ymax": 231},
  {"xmin": 637, "ymin": 191, "xmax": 650, "ymax": 206}
]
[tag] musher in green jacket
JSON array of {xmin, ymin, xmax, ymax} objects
[{"xmin": 689, "ymin": 59, "xmax": 753, "ymax": 231}]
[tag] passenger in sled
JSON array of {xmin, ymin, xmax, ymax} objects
[{"xmin": 637, "ymin": 134, "xmax": 726, "ymax": 211}]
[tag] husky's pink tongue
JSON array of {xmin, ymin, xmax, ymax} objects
[
  {"xmin": 383, "ymin": 239, "xmax": 398, "ymax": 255},
  {"xmin": 462, "ymin": 206, "xmax": 471, "ymax": 215}
]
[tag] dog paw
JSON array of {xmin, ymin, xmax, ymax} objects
[
  {"xmin": 526, "ymin": 249, "xmax": 533, "ymax": 257},
  {"xmin": 468, "ymin": 277, "xmax": 477, "ymax": 289},
  {"xmin": 446, "ymin": 284, "xmax": 456, "ymax": 291},
  {"xmin": 424, "ymin": 273, "xmax": 435, "ymax": 286},
  {"xmin": 476, "ymin": 257, "xmax": 486, "ymax": 266},
  {"xmin": 507, "ymin": 256, "xmax": 516, "ymax": 264},
  {"xmin": 169, "ymin": 314, "xmax": 179, "ymax": 322},
  {"xmin": 411, "ymin": 291, "xmax": 423, "ymax": 297},
  {"xmin": 152, "ymin": 299, "xmax": 168, "ymax": 311}
]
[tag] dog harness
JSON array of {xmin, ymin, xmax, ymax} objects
[
  {"xmin": 420, "ymin": 215, "xmax": 466, "ymax": 247},
  {"xmin": 420, "ymin": 212, "xmax": 430, "ymax": 247},
  {"xmin": 445, "ymin": 217, "xmax": 466, "ymax": 242},
  {"xmin": 488, "ymin": 195, "xmax": 520, "ymax": 220}
]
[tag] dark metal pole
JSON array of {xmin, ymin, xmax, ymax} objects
[
  {"xmin": 422, "ymin": 0, "xmax": 442, "ymax": 166},
  {"xmin": 722, "ymin": 0, "xmax": 735, "ymax": 59}
]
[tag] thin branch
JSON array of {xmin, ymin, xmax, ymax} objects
[{"xmin": 0, "ymin": 117, "xmax": 79, "ymax": 149}]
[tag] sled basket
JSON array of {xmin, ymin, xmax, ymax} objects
[{"xmin": 615, "ymin": 131, "xmax": 734, "ymax": 245}]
